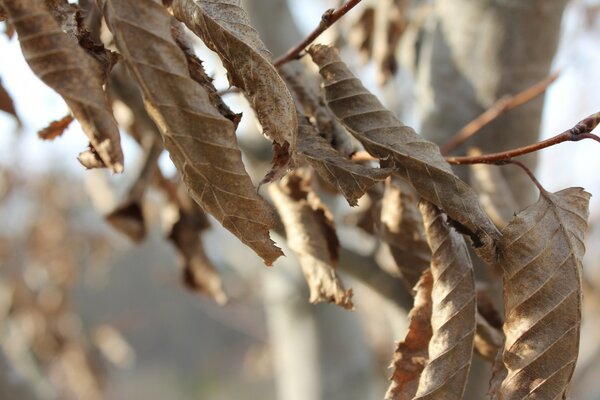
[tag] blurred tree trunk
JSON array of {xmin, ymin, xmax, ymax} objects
[
  {"xmin": 417, "ymin": 0, "xmax": 568, "ymax": 207},
  {"xmin": 416, "ymin": 1, "xmax": 568, "ymax": 397}
]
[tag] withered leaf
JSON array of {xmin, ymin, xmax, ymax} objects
[
  {"xmin": 495, "ymin": 188, "xmax": 590, "ymax": 399},
  {"xmin": 269, "ymin": 171, "xmax": 353, "ymax": 310},
  {"xmin": 168, "ymin": 189, "xmax": 227, "ymax": 305},
  {"xmin": 414, "ymin": 201, "xmax": 476, "ymax": 399},
  {"xmin": 78, "ymin": 145, "xmax": 105, "ymax": 170},
  {"xmin": 297, "ymin": 114, "xmax": 390, "ymax": 206},
  {"xmin": 308, "ymin": 45, "xmax": 500, "ymax": 260},
  {"xmin": 386, "ymin": 269, "xmax": 433, "ymax": 400},
  {"xmin": 381, "ymin": 178, "xmax": 430, "ymax": 290},
  {"xmin": 171, "ymin": 0, "xmax": 297, "ymax": 155},
  {"xmin": 38, "ymin": 114, "xmax": 74, "ymax": 140},
  {"xmin": 0, "ymin": 79, "xmax": 19, "ymax": 122},
  {"xmin": 474, "ymin": 312, "xmax": 503, "ymax": 362},
  {"xmin": 99, "ymin": 0, "xmax": 282, "ymax": 265},
  {"xmin": 4, "ymin": 0, "xmax": 124, "ymax": 172}
]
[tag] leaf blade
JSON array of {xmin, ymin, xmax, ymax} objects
[
  {"xmin": 99, "ymin": 0, "xmax": 282, "ymax": 265},
  {"xmin": 496, "ymin": 188, "xmax": 590, "ymax": 399}
]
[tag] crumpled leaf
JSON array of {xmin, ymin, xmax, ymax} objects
[
  {"xmin": 167, "ymin": 186, "xmax": 228, "ymax": 305},
  {"xmin": 171, "ymin": 0, "xmax": 297, "ymax": 165},
  {"xmin": 308, "ymin": 44, "xmax": 500, "ymax": 260},
  {"xmin": 38, "ymin": 114, "xmax": 74, "ymax": 140},
  {"xmin": 495, "ymin": 188, "xmax": 590, "ymax": 399},
  {"xmin": 386, "ymin": 269, "xmax": 433, "ymax": 400},
  {"xmin": 4, "ymin": 0, "xmax": 124, "ymax": 172},
  {"xmin": 281, "ymin": 66, "xmax": 354, "ymax": 156},
  {"xmin": 0, "ymin": 79, "xmax": 19, "ymax": 122},
  {"xmin": 381, "ymin": 178, "xmax": 430, "ymax": 290},
  {"xmin": 269, "ymin": 171, "xmax": 353, "ymax": 309},
  {"xmin": 297, "ymin": 114, "xmax": 390, "ymax": 206},
  {"xmin": 412, "ymin": 201, "xmax": 475, "ymax": 399},
  {"xmin": 99, "ymin": 0, "xmax": 282, "ymax": 265}
]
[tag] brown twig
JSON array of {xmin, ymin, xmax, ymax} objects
[
  {"xmin": 440, "ymin": 71, "xmax": 560, "ymax": 155},
  {"xmin": 500, "ymin": 159, "xmax": 546, "ymax": 193},
  {"xmin": 273, "ymin": 0, "xmax": 363, "ymax": 67}
]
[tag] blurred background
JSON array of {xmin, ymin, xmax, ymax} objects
[{"xmin": 1, "ymin": 0, "xmax": 600, "ymax": 399}]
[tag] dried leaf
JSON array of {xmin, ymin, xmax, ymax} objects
[
  {"xmin": 0, "ymin": 79, "xmax": 19, "ymax": 122},
  {"xmin": 280, "ymin": 65, "xmax": 354, "ymax": 156},
  {"xmin": 38, "ymin": 114, "xmax": 74, "ymax": 140},
  {"xmin": 495, "ymin": 188, "xmax": 590, "ymax": 399},
  {"xmin": 308, "ymin": 45, "xmax": 500, "ymax": 260},
  {"xmin": 4, "ymin": 0, "xmax": 124, "ymax": 172},
  {"xmin": 348, "ymin": 7, "xmax": 375, "ymax": 62},
  {"xmin": 105, "ymin": 201, "xmax": 145, "ymax": 243},
  {"xmin": 297, "ymin": 114, "xmax": 390, "ymax": 206},
  {"xmin": 78, "ymin": 145, "xmax": 105, "ymax": 170},
  {"xmin": 168, "ymin": 190, "xmax": 227, "ymax": 305},
  {"xmin": 269, "ymin": 171, "xmax": 353, "ymax": 309},
  {"xmin": 381, "ymin": 178, "xmax": 430, "ymax": 290},
  {"xmin": 414, "ymin": 201, "xmax": 476, "ymax": 399},
  {"xmin": 99, "ymin": 0, "xmax": 282, "ymax": 265},
  {"xmin": 171, "ymin": 0, "xmax": 297, "ymax": 155},
  {"xmin": 386, "ymin": 269, "xmax": 433, "ymax": 400}
]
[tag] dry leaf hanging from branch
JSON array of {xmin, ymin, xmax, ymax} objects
[
  {"xmin": 38, "ymin": 114, "xmax": 74, "ymax": 141},
  {"xmin": 380, "ymin": 178, "xmax": 430, "ymax": 290},
  {"xmin": 386, "ymin": 269, "xmax": 433, "ymax": 400},
  {"xmin": 495, "ymin": 188, "xmax": 590, "ymax": 399},
  {"xmin": 0, "ymin": 79, "xmax": 19, "ymax": 122},
  {"xmin": 99, "ymin": 0, "xmax": 282, "ymax": 265},
  {"xmin": 297, "ymin": 114, "xmax": 390, "ymax": 206},
  {"xmin": 414, "ymin": 201, "xmax": 476, "ymax": 399},
  {"xmin": 171, "ymin": 0, "xmax": 297, "ymax": 167},
  {"xmin": 308, "ymin": 44, "xmax": 500, "ymax": 260},
  {"xmin": 3, "ymin": 0, "xmax": 124, "ymax": 172},
  {"xmin": 269, "ymin": 171, "xmax": 353, "ymax": 310}
]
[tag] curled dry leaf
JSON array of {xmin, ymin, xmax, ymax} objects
[
  {"xmin": 0, "ymin": 79, "xmax": 19, "ymax": 122},
  {"xmin": 381, "ymin": 178, "xmax": 430, "ymax": 290},
  {"xmin": 3, "ymin": 0, "xmax": 124, "ymax": 172},
  {"xmin": 38, "ymin": 114, "xmax": 74, "ymax": 140},
  {"xmin": 280, "ymin": 66, "xmax": 354, "ymax": 156},
  {"xmin": 167, "ymin": 187, "xmax": 228, "ymax": 305},
  {"xmin": 308, "ymin": 44, "xmax": 500, "ymax": 260},
  {"xmin": 413, "ymin": 201, "xmax": 476, "ymax": 399},
  {"xmin": 386, "ymin": 269, "xmax": 433, "ymax": 400},
  {"xmin": 495, "ymin": 188, "xmax": 590, "ymax": 399},
  {"xmin": 99, "ymin": 0, "xmax": 282, "ymax": 265},
  {"xmin": 269, "ymin": 171, "xmax": 353, "ymax": 310},
  {"xmin": 297, "ymin": 114, "xmax": 390, "ymax": 206},
  {"xmin": 171, "ymin": 0, "xmax": 297, "ymax": 161},
  {"xmin": 78, "ymin": 145, "xmax": 106, "ymax": 170}
]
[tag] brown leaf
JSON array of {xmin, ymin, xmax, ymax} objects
[
  {"xmin": 38, "ymin": 114, "xmax": 74, "ymax": 140},
  {"xmin": 297, "ymin": 114, "xmax": 390, "ymax": 206},
  {"xmin": 474, "ymin": 312, "xmax": 503, "ymax": 362},
  {"xmin": 78, "ymin": 145, "xmax": 105, "ymax": 170},
  {"xmin": 4, "ymin": 0, "xmax": 124, "ymax": 172},
  {"xmin": 413, "ymin": 201, "xmax": 476, "ymax": 399},
  {"xmin": 168, "ymin": 188, "xmax": 227, "ymax": 305},
  {"xmin": 0, "ymin": 79, "xmax": 19, "ymax": 122},
  {"xmin": 381, "ymin": 178, "xmax": 430, "ymax": 290},
  {"xmin": 269, "ymin": 171, "xmax": 353, "ymax": 309},
  {"xmin": 99, "ymin": 0, "xmax": 282, "ymax": 265},
  {"xmin": 495, "ymin": 188, "xmax": 590, "ymax": 399},
  {"xmin": 105, "ymin": 201, "xmax": 145, "ymax": 243},
  {"xmin": 386, "ymin": 269, "xmax": 433, "ymax": 400},
  {"xmin": 308, "ymin": 44, "xmax": 500, "ymax": 260},
  {"xmin": 171, "ymin": 0, "xmax": 297, "ymax": 154},
  {"xmin": 280, "ymin": 66, "xmax": 354, "ymax": 156}
]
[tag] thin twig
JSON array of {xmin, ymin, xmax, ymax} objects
[
  {"xmin": 500, "ymin": 159, "xmax": 546, "ymax": 193},
  {"xmin": 440, "ymin": 71, "xmax": 560, "ymax": 155},
  {"xmin": 273, "ymin": 0, "xmax": 363, "ymax": 67},
  {"xmin": 446, "ymin": 111, "xmax": 600, "ymax": 165}
]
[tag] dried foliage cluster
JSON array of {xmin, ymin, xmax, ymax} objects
[{"xmin": 1, "ymin": 0, "xmax": 599, "ymax": 399}]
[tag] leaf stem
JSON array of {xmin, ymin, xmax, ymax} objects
[{"xmin": 273, "ymin": 0, "xmax": 363, "ymax": 67}]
